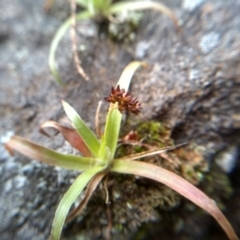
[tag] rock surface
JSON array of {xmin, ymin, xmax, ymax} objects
[{"xmin": 0, "ymin": 0, "xmax": 240, "ymax": 239}]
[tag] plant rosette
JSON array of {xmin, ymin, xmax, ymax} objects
[
  {"xmin": 48, "ymin": 0, "xmax": 180, "ymax": 84},
  {"xmin": 5, "ymin": 62, "xmax": 239, "ymax": 240}
]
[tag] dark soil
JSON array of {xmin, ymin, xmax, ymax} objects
[{"xmin": 0, "ymin": 0, "xmax": 240, "ymax": 239}]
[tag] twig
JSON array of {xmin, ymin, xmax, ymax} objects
[
  {"xmin": 70, "ymin": 0, "xmax": 89, "ymax": 81},
  {"xmin": 103, "ymin": 176, "xmax": 111, "ymax": 204},
  {"xmin": 103, "ymin": 176, "xmax": 112, "ymax": 240},
  {"xmin": 95, "ymin": 101, "xmax": 103, "ymax": 138},
  {"xmin": 105, "ymin": 204, "xmax": 112, "ymax": 240}
]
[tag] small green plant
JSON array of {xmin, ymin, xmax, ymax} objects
[
  {"xmin": 48, "ymin": 0, "xmax": 180, "ymax": 84},
  {"xmin": 5, "ymin": 62, "xmax": 238, "ymax": 240}
]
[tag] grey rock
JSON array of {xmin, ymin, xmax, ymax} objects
[{"xmin": 0, "ymin": 0, "xmax": 240, "ymax": 239}]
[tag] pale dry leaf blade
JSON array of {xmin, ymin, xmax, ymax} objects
[
  {"xmin": 116, "ymin": 61, "xmax": 146, "ymax": 91},
  {"xmin": 112, "ymin": 160, "xmax": 239, "ymax": 240}
]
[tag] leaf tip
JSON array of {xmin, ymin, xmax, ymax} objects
[
  {"xmin": 1, "ymin": 132, "xmax": 15, "ymax": 156},
  {"xmin": 61, "ymin": 99, "xmax": 67, "ymax": 105},
  {"xmin": 1, "ymin": 131, "xmax": 15, "ymax": 156},
  {"xmin": 61, "ymin": 100, "xmax": 69, "ymax": 110},
  {"xmin": 39, "ymin": 122, "xmax": 53, "ymax": 138}
]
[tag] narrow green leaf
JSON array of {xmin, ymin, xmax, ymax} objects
[
  {"xmin": 100, "ymin": 61, "xmax": 145, "ymax": 162},
  {"xmin": 66, "ymin": 170, "xmax": 106, "ymax": 222},
  {"xmin": 49, "ymin": 11, "xmax": 91, "ymax": 85},
  {"xmin": 50, "ymin": 166, "xmax": 105, "ymax": 240},
  {"xmin": 109, "ymin": 1, "xmax": 180, "ymax": 31},
  {"xmin": 62, "ymin": 101, "xmax": 100, "ymax": 158},
  {"xmin": 5, "ymin": 136, "xmax": 95, "ymax": 171},
  {"xmin": 99, "ymin": 108, "xmax": 121, "ymax": 162},
  {"xmin": 112, "ymin": 160, "xmax": 239, "ymax": 240}
]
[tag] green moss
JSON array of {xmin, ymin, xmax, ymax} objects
[
  {"xmin": 108, "ymin": 11, "xmax": 143, "ymax": 43},
  {"xmin": 135, "ymin": 121, "xmax": 173, "ymax": 147},
  {"xmin": 116, "ymin": 121, "xmax": 174, "ymax": 159}
]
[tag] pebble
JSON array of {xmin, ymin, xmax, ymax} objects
[
  {"xmin": 189, "ymin": 68, "xmax": 200, "ymax": 82},
  {"xmin": 215, "ymin": 146, "xmax": 238, "ymax": 173},
  {"xmin": 199, "ymin": 32, "xmax": 220, "ymax": 54},
  {"xmin": 183, "ymin": 0, "xmax": 205, "ymax": 11},
  {"xmin": 135, "ymin": 41, "xmax": 150, "ymax": 59}
]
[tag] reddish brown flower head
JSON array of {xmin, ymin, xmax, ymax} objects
[{"xmin": 104, "ymin": 85, "xmax": 142, "ymax": 115}]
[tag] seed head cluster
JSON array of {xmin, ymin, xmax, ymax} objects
[{"xmin": 104, "ymin": 85, "xmax": 142, "ymax": 114}]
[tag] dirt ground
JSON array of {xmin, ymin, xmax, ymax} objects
[{"xmin": 0, "ymin": 0, "xmax": 240, "ymax": 239}]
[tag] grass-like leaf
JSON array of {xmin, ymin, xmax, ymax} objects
[
  {"xmin": 5, "ymin": 136, "xmax": 95, "ymax": 171},
  {"xmin": 110, "ymin": 1, "xmax": 180, "ymax": 31},
  {"xmin": 66, "ymin": 170, "xmax": 106, "ymax": 222},
  {"xmin": 112, "ymin": 160, "xmax": 239, "ymax": 240},
  {"xmin": 50, "ymin": 165, "xmax": 106, "ymax": 240},
  {"xmin": 100, "ymin": 61, "xmax": 145, "ymax": 161},
  {"xmin": 40, "ymin": 121, "xmax": 91, "ymax": 157},
  {"xmin": 62, "ymin": 101, "xmax": 100, "ymax": 158},
  {"xmin": 99, "ymin": 107, "xmax": 120, "ymax": 162},
  {"xmin": 49, "ymin": 10, "xmax": 91, "ymax": 85}
]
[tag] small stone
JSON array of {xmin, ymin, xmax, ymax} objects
[
  {"xmin": 22, "ymin": 163, "xmax": 35, "ymax": 174},
  {"xmin": 199, "ymin": 32, "xmax": 220, "ymax": 54},
  {"xmin": 14, "ymin": 175, "xmax": 28, "ymax": 189},
  {"xmin": 135, "ymin": 41, "xmax": 150, "ymax": 59},
  {"xmin": 189, "ymin": 69, "xmax": 200, "ymax": 81},
  {"xmin": 215, "ymin": 146, "xmax": 238, "ymax": 173},
  {"xmin": 4, "ymin": 179, "xmax": 13, "ymax": 193},
  {"xmin": 0, "ymin": 131, "xmax": 14, "ymax": 144},
  {"xmin": 77, "ymin": 20, "xmax": 97, "ymax": 38},
  {"xmin": 183, "ymin": 0, "xmax": 205, "ymax": 11}
]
